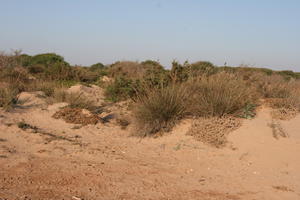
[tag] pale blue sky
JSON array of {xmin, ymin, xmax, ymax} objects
[{"xmin": 0, "ymin": 0, "xmax": 299, "ymax": 70}]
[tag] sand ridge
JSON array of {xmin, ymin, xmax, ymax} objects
[{"xmin": 0, "ymin": 96, "xmax": 300, "ymax": 199}]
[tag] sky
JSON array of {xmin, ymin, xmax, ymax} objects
[{"xmin": 0, "ymin": 0, "xmax": 299, "ymax": 71}]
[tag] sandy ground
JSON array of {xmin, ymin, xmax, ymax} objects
[{"xmin": 0, "ymin": 92, "xmax": 300, "ymax": 199}]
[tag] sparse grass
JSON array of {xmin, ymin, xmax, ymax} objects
[
  {"xmin": 65, "ymin": 92, "xmax": 97, "ymax": 111},
  {"xmin": 47, "ymin": 89, "xmax": 100, "ymax": 112},
  {"xmin": 268, "ymin": 120, "xmax": 288, "ymax": 139},
  {"xmin": 134, "ymin": 84, "xmax": 190, "ymax": 136},
  {"xmin": 46, "ymin": 88, "xmax": 68, "ymax": 104}
]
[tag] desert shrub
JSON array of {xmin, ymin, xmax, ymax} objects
[
  {"xmin": 170, "ymin": 61, "xmax": 188, "ymax": 82},
  {"xmin": 134, "ymin": 84, "xmax": 190, "ymax": 136},
  {"xmin": 0, "ymin": 87, "xmax": 19, "ymax": 110},
  {"xmin": 257, "ymin": 75, "xmax": 293, "ymax": 98},
  {"xmin": 142, "ymin": 65, "xmax": 170, "ymax": 87},
  {"xmin": 47, "ymin": 89, "xmax": 68, "ymax": 103},
  {"xmin": 43, "ymin": 62, "xmax": 74, "ymax": 80},
  {"xmin": 141, "ymin": 60, "xmax": 161, "ymax": 66},
  {"xmin": 0, "ymin": 66, "xmax": 32, "ymax": 93},
  {"xmin": 65, "ymin": 92, "xmax": 96, "ymax": 110},
  {"xmin": 32, "ymin": 81, "xmax": 59, "ymax": 97},
  {"xmin": 27, "ymin": 64, "xmax": 45, "ymax": 74},
  {"xmin": 30, "ymin": 53, "xmax": 67, "ymax": 66},
  {"xmin": 267, "ymin": 80, "xmax": 300, "ymax": 110},
  {"xmin": 18, "ymin": 54, "xmax": 32, "ymax": 67},
  {"xmin": 71, "ymin": 66, "xmax": 100, "ymax": 83},
  {"xmin": 277, "ymin": 70, "xmax": 300, "ymax": 80},
  {"xmin": 105, "ymin": 76, "xmax": 137, "ymax": 102},
  {"xmin": 109, "ymin": 61, "xmax": 146, "ymax": 79},
  {"xmin": 90, "ymin": 62, "xmax": 105, "ymax": 71},
  {"xmin": 187, "ymin": 72, "xmax": 258, "ymax": 117},
  {"xmin": 188, "ymin": 61, "xmax": 217, "ymax": 77}
]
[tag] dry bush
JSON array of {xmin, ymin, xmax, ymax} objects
[
  {"xmin": 66, "ymin": 92, "xmax": 96, "ymax": 110},
  {"xmin": 187, "ymin": 117, "xmax": 241, "ymax": 148},
  {"xmin": 52, "ymin": 107, "xmax": 102, "ymax": 125},
  {"xmin": 134, "ymin": 84, "xmax": 191, "ymax": 136},
  {"xmin": 47, "ymin": 88, "xmax": 68, "ymax": 103},
  {"xmin": 0, "ymin": 87, "xmax": 19, "ymax": 111},
  {"xmin": 0, "ymin": 66, "xmax": 31, "ymax": 92},
  {"xmin": 187, "ymin": 72, "xmax": 258, "ymax": 117},
  {"xmin": 263, "ymin": 78, "xmax": 300, "ymax": 111},
  {"xmin": 109, "ymin": 61, "xmax": 146, "ymax": 79},
  {"xmin": 271, "ymin": 108, "xmax": 298, "ymax": 120},
  {"xmin": 0, "ymin": 51, "xmax": 21, "ymax": 68},
  {"xmin": 25, "ymin": 81, "xmax": 61, "ymax": 97},
  {"xmin": 257, "ymin": 74, "xmax": 294, "ymax": 98}
]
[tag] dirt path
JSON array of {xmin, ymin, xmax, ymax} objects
[{"xmin": 0, "ymin": 105, "xmax": 300, "ymax": 200}]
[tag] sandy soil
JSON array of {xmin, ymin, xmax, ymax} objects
[{"xmin": 1, "ymin": 92, "xmax": 300, "ymax": 200}]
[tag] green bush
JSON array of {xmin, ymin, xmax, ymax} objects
[
  {"xmin": 90, "ymin": 62, "xmax": 105, "ymax": 71},
  {"xmin": 105, "ymin": 76, "xmax": 136, "ymax": 102},
  {"xmin": 30, "ymin": 53, "xmax": 67, "ymax": 66}
]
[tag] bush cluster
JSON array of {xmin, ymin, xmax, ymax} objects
[{"xmin": 1, "ymin": 51, "xmax": 300, "ymax": 139}]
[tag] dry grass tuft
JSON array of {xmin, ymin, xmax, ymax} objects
[
  {"xmin": 268, "ymin": 120, "xmax": 288, "ymax": 139},
  {"xmin": 187, "ymin": 117, "xmax": 241, "ymax": 148},
  {"xmin": 187, "ymin": 72, "xmax": 258, "ymax": 117},
  {"xmin": 47, "ymin": 90, "xmax": 99, "ymax": 112},
  {"xmin": 134, "ymin": 84, "xmax": 191, "ymax": 136},
  {"xmin": 0, "ymin": 87, "xmax": 19, "ymax": 111}
]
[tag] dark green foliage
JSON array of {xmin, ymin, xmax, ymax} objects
[
  {"xmin": 72, "ymin": 67, "xmax": 100, "ymax": 83},
  {"xmin": 30, "ymin": 53, "xmax": 68, "ymax": 66},
  {"xmin": 28, "ymin": 64, "xmax": 45, "ymax": 74},
  {"xmin": 187, "ymin": 61, "xmax": 217, "ymax": 77},
  {"xmin": 43, "ymin": 62, "xmax": 73, "ymax": 80},
  {"xmin": 105, "ymin": 76, "xmax": 137, "ymax": 102},
  {"xmin": 18, "ymin": 54, "xmax": 32, "ymax": 66},
  {"xmin": 90, "ymin": 62, "xmax": 105, "ymax": 71},
  {"xmin": 238, "ymin": 103, "xmax": 257, "ymax": 119},
  {"xmin": 278, "ymin": 70, "xmax": 300, "ymax": 80},
  {"xmin": 141, "ymin": 60, "xmax": 162, "ymax": 67},
  {"xmin": 170, "ymin": 61, "xmax": 188, "ymax": 82},
  {"xmin": 143, "ymin": 65, "xmax": 169, "ymax": 87}
]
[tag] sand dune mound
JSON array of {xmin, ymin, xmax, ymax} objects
[
  {"xmin": 67, "ymin": 84, "xmax": 105, "ymax": 105},
  {"xmin": 17, "ymin": 91, "xmax": 47, "ymax": 107},
  {"xmin": 1, "ymin": 105, "xmax": 300, "ymax": 200}
]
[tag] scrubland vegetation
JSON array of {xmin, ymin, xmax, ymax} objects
[{"xmin": 1, "ymin": 51, "xmax": 300, "ymax": 139}]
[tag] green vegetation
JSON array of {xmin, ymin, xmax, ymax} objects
[{"xmin": 1, "ymin": 51, "xmax": 300, "ymax": 137}]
